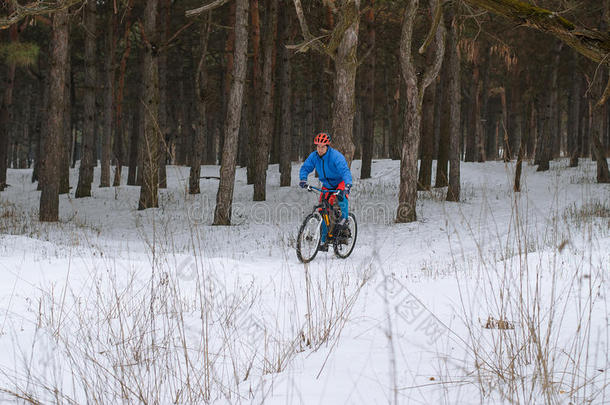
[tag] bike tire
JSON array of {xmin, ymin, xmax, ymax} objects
[
  {"xmin": 333, "ymin": 213, "xmax": 357, "ymax": 259},
  {"xmin": 296, "ymin": 213, "xmax": 323, "ymax": 263}
]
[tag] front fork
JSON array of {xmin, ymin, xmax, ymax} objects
[{"xmin": 320, "ymin": 211, "xmax": 334, "ymax": 238}]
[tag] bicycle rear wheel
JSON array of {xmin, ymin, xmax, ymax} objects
[
  {"xmin": 333, "ymin": 213, "xmax": 357, "ymax": 259},
  {"xmin": 296, "ymin": 213, "xmax": 323, "ymax": 263}
]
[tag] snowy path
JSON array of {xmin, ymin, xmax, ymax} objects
[{"xmin": 0, "ymin": 159, "xmax": 608, "ymax": 404}]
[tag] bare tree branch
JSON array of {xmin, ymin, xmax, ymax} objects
[
  {"xmin": 292, "ymin": 0, "xmax": 329, "ymax": 56},
  {"xmin": 462, "ymin": 0, "xmax": 610, "ymax": 66},
  {"xmin": 420, "ymin": 0, "xmax": 445, "ymax": 91},
  {"xmin": 185, "ymin": 0, "xmax": 231, "ymax": 18},
  {"xmin": 326, "ymin": 1, "xmax": 359, "ymax": 55},
  {"xmin": 291, "ymin": 0, "xmax": 361, "ymax": 60},
  {"xmin": 1, "ymin": 0, "xmax": 83, "ymax": 29},
  {"xmin": 419, "ymin": 0, "xmax": 443, "ymax": 54}
]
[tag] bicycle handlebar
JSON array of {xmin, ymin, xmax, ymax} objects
[{"xmin": 306, "ymin": 185, "xmax": 340, "ymax": 194}]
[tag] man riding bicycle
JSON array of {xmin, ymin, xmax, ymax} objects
[{"xmin": 299, "ymin": 132, "xmax": 353, "ymax": 252}]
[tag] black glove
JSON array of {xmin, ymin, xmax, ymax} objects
[
  {"xmin": 337, "ymin": 184, "xmax": 351, "ymax": 201},
  {"xmin": 299, "ymin": 180, "xmax": 307, "ymax": 189}
]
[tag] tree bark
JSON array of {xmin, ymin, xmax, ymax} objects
[
  {"xmin": 397, "ymin": 0, "xmax": 445, "ymax": 223},
  {"xmin": 0, "ymin": 22, "xmax": 17, "ymax": 191},
  {"xmin": 360, "ymin": 2, "xmax": 375, "ymax": 179},
  {"xmin": 592, "ymin": 134, "xmax": 610, "ymax": 182},
  {"xmin": 40, "ymin": 9, "xmax": 69, "ymax": 222},
  {"xmin": 279, "ymin": 6, "xmax": 293, "ymax": 187},
  {"xmin": 76, "ymin": 0, "xmax": 97, "ymax": 198},
  {"xmin": 446, "ymin": 12, "xmax": 461, "ymax": 202},
  {"xmin": 390, "ymin": 68, "xmax": 401, "ymax": 160},
  {"xmin": 189, "ymin": 13, "xmax": 211, "ymax": 195},
  {"xmin": 113, "ymin": 4, "xmax": 134, "ymax": 187},
  {"xmin": 100, "ymin": 6, "xmax": 116, "ymax": 188},
  {"xmin": 536, "ymin": 92, "xmax": 552, "ymax": 172},
  {"xmin": 137, "ymin": 0, "xmax": 160, "ymax": 210},
  {"xmin": 435, "ymin": 70, "xmax": 449, "ymax": 187},
  {"xmin": 157, "ymin": 0, "xmax": 170, "ymax": 189},
  {"xmin": 498, "ymin": 87, "xmax": 509, "ymax": 161},
  {"xmin": 418, "ymin": 78, "xmax": 435, "ymax": 190},
  {"xmin": 59, "ymin": 43, "xmax": 72, "ymax": 194},
  {"xmin": 568, "ymin": 62, "xmax": 581, "ymax": 167},
  {"xmin": 246, "ymin": 0, "xmax": 261, "ymax": 185},
  {"xmin": 514, "ymin": 101, "xmax": 530, "ymax": 192},
  {"xmin": 127, "ymin": 105, "xmax": 140, "ymax": 185},
  {"xmin": 214, "ymin": 0, "xmax": 249, "ymax": 225},
  {"xmin": 383, "ymin": 63, "xmax": 392, "ymax": 158},
  {"xmin": 331, "ymin": 0, "xmax": 360, "ymax": 165},
  {"xmin": 33, "ymin": 68, "xmax": 47, "ymax": 185},
  {"xmin": 590, "ymin": 67, "xmax": 610, "ymax": 182},
  {"xmin": 253, "ymin": 0, "xmax": 279, "ymax": 201}
]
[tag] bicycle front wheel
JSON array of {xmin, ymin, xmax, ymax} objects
[
  {"xmin": 333, "ymin": 213, "xmax": 357, "ymax": 259},
  {"xmin": 296, "ymin": 213, "xmax": 323, "ymax": 263}
]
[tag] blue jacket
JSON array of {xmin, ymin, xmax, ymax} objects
[{"xmin": 299, "ymin": 147, "xmax": 352, "ymax": 189}]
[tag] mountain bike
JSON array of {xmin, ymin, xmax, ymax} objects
[{"xmin": 296, "ymin": 185, "xmax": 358, "ymax": 263}]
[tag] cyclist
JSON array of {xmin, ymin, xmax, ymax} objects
[{"xmin": 299, "ymin": 132, "xmax": 353, "ymax": 251}]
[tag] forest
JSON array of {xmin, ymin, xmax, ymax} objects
[
  {"xmin": 1, "ymin": 1, "xmax": 609, "ymax": 404},
  {"xmin": 1, "ymin": 0, "xmax": 609, "ymax": 224}
]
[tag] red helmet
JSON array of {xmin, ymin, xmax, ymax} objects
[{"xmin": 314, "ymin": 132, "xmax": 331, "ymax": 145}]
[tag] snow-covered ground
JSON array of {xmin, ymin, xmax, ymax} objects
[{"xmin": 0, "ymin": 159, "xmax": 608, "ymax": 404}]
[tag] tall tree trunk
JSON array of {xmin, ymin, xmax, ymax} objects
[
  {"xmin": 205, "ymin": 117, "xmax": 216, "ymax": 165},
  {"xmin": 137, "ymin": 0, "xmax": 160, "ymax": 210},
  {"xmin": 20, "ymin": 84, "xmax": 33, "ymax": 169},
  {"xmin": 418, "ymin": 78, "xmax": 435, "ymax": 190},
  {"xmin": 568, "ymin": 65, "xmax": 581, "ymax": 167},
  {"xmin": 100, "ymin": 6, "xmax": 116, "ymax": 188},
  {"xmin": 508, "ymin": 73, "xmax": 523, "ymax": 162},
  {"xmin": 113, "ymin": 2, "xmax": 134, "ymax": 187},
  {"xmin": 536, "ymin": 92, "xmax": 552, "ymax": 172},
  {"xmin": 390, "ymin": 67, "xmax": 401, "ymax": 160},
  {"xmin": 383, "ymin": 63, "xmax": 392, "ymax": 158},
  {"xmin": 446, "ymin": 12, "xmax": 461, "ymax": 202},
  {"xmin": 590, "ymin": 70, "xmax": 610, "ymax": 183},
  {"xmin": 253, "ymin": 0, "xmax": 279, "ymax": 201},
  {"xmin": 331, "ymin": 0, "xmax": 360, "ymax": 165},
  {"xmin": 464, "ymin": 73, "xmax": 477, "ymax": 161},
  {"xmin": 537, "ymin": 46, "xmax": 560, "ymax": 171},
  {"xmin": 549, "ymin": 45, "xmax": 562, "ymax": 160},
  {"xmin": 219, "ymin": 2, "xmax": 236, "ymax": 167},
  {"xmin": 214, "ymin": 0, "xmax": 249, "ymax": 225},
  {"xmin": 158, "ymin": 0, "xmax": 170, "ymax": 189},
  {"xmin": 76, "ymin": 0, "xmax": 97, "ymax": 198},
  {"xmin": 498, "ymin": 87, "xmax": 509, "ymax": 161},
  {"xmin": 0, "ymin": 22, "xmax": 17, "ymax": 191},
  {"xmin": 246, "ymin": 0, "xmax": 260, "ymax": 185},
  {"xmin": 127, "ymin": 105, "xmax": 140, "ymax": 185},
  {"xmin": 279, "ymin": 6, "xmax": 293, "ymax": 187},
  {"xmin": 435, "ymin": 70, "xmax": 449, "ymax": 187},
  {"xmin": 360, "ymin": 2, "xmax": 375, "ymax": 179},
  {"xmin": 270, "ymin": 84, "xmax": 281, "ymax": 165},
  {"xmin": 514, "ymin": 101, "xmax": 530, "ymax": 192},
  {"xmin": 59, "ymin": 48, "xmax": 72, "ymax": 194},
  {"xmin": 189, "ymin": 13, "xmax": 211, "ymax": 195},
  {"xmin": 304, "ymin": 52, "xmax": 313, "ymax": 146},
  {"xmin": 33, "ymin": 69, "xmax": 48, "ymax": 185},
  {"xmin": 526, "ymin": 95, "xmax": 536, "ymax": 159},
  {"xmin": 0, "ymin": 68, "xmax": 13, "ymax": 187},
  {"xmin": 40, "ymin": 9, "xmax": 69, "ymax": 222},
  {"xmin": 397, "ymin": 0, "xmax": 445, "ymax": 223},
  {"xmin": 592, "ymin": 132, "xmax": 610, "ymax": 182}
]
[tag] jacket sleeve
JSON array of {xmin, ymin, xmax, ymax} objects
[
  {"xmin": 335, "ymin": 151, "xmax": 353, "ymax": 185},
  {"xmin": 299, "ymin": 152, "xmax": 316, "ymax": 181}
]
